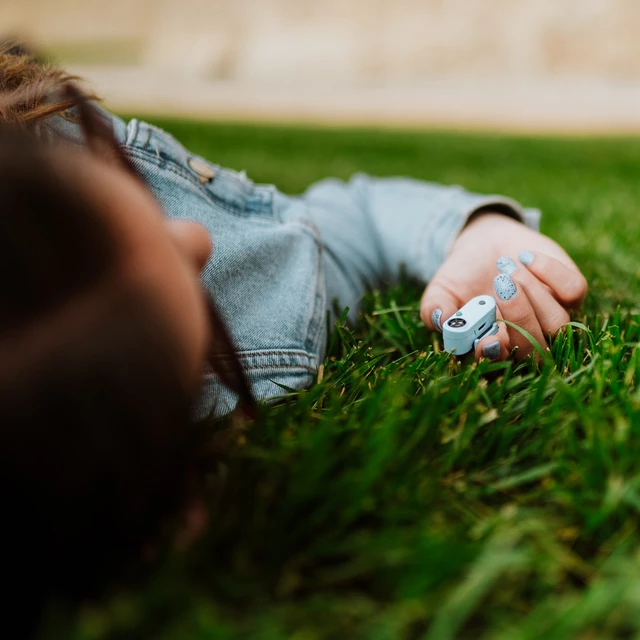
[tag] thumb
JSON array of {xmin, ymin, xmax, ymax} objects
[{"xmin": 420, "ymin": 281, "xmax": 463, "ymax": 332}]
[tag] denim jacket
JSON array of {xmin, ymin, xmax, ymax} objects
[{"xmin": 41, "ymin": 106, "xmax": 540, "ymax": 419}]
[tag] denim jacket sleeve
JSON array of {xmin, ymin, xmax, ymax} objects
[
  {"xmin": 38, "ymin": 106, "xmax": 542, "ymax": 420},
  {"xmin": 297, "ymin": 173, "xmax": 540, "ymax": 319}
]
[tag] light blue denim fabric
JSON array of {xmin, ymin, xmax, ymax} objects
[{"xmin": 41, "ymin": 107, "xmax": 540, "ymax": 419}]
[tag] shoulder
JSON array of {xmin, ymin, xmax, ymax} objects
[{"xmin": 37, "ymin": 101, "xmax": 128, "ymax": 146}]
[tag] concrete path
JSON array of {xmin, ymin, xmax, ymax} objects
[{"xmin": 71, "ymin": 65, "xmax": 640, "ymax": 134}]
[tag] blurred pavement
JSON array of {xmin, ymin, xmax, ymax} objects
[
  {"xmin": 8, "ymin": 0, "xmax": 640, "ymax": 132},
  {"xmin": 73, "ymin": 64, "xmax": 640, "ymax": 133}
]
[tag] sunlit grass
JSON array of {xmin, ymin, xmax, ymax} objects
[{"xmin": 45, "ymin": 121, "xmax": 640, "ymax": 639}]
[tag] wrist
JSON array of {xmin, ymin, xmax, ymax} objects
[
  {"xmin": 461, "ymin": 211, "xmax": 521, "ymax": 235},
  {"xmin": 466, "ymin": 202, "xmax": 526, "ymax": 227},
  {"xmin": 452, "ymin": 211, "xmax": 525, "ymax": 258}
]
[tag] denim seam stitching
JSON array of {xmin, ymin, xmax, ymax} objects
[
  {"xmin": 125, "ymin": 148, "xmax": 215, "ymax": 209},
  {"xmin": 235, "ymin": 349, "xmax": 318, "ymax": 356},
  {"xmin": 243, "ymin": 364, "xmax": 317, "ymax": 372},
  {"xmin": 125, "ymin": 147, "xmax": 207, "ymax": 188},
  {"xmin": 300, "ymin": 218, "xmax": 326, "ymax": 356},
  {"xmin": 127, "ymin": 120, "xmax": 272, "ymax": 213},
  {"xmin": 208, "ymin": 351, "xmax": 318, "ymax": 359},
  {"xmin": 124, "ymin": 147, "xmax": 275, "ymax": 220}
]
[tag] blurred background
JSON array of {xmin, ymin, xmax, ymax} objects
[{"xmin": 4, "ymin": 0, "xmax": 640, "ymax": 132}]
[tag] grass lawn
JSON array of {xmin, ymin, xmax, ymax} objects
[{"xmin": 45, "ymin": 121, "xmax": 640, "ymax": 639}]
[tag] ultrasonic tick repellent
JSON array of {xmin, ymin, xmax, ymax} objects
[{"xmin": 443, "ymin": 295, "xmax": 499, "ymax": 355}]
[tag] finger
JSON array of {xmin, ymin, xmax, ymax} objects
[
  {"xmin": 494, "ymin": 273, "xmax": 547, "ymax": 360},
  {"xmin": 518, "ymin": 251, "xmax": 587, "ymax": 308},
  {"xmin": 496, "ymin": 256, "xmax": 517, "ymax": 276},
  {"xmin": 420, "ymin": 280, "xmax": 463, "ymax": 333},
  {"xmin": 497, "ymin": 253, "xmax": 555, "ymax": 295},
  {"xmin": 511, "ymin": 267, "xmax": 570, "ymax": 337},
  {"xmin": 475, "ymin": 305, "xmax": 510, "ymax": 361}
]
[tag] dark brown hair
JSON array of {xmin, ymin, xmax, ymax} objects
[
  {"xmin": 0, "ymin": 46, "xmax": 255, "ymax": 633},
  {"xmin": 0, "ymin": 39, "xmax": 98, "ymax": 124},
  {"xmin": 0, "ymin": 42, "xmax": 256, "ymax": 414},
  {"xmin": 0, "ymin": 127, "xmax": 204, "ymax": 633}
]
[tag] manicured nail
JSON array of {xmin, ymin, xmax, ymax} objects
[
  {"xmin": 494, "ymin": 273, "xmax": 517, "ymax": 301},
  {"xmin": 432, "ymin": 308, "xmax": 443, "ymax": 332},
  {"xmin": 519, "ymin": 250, "xmax": 535, "ymax": 266},
  {"xmin": 482, "ymin": 341, "xmax": 501, "ymax": 360},
  {"xmin": 496, "ymin": 256, "xmax": 517, "ymax": 275}
]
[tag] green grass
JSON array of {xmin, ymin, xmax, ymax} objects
[{"xmin": 44, "ymin": 122, "xmax": 640, "ymax": 639}]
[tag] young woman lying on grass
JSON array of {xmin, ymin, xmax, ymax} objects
[
  {"xmin": 4, "ymin": 48, "xmax": 588, "ymax": 413},
  {"xmin": 0, "ymin": 45, "xmax": 587, "ymax": 627}
]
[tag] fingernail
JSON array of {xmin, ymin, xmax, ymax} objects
[
  {"xmin": 432, "ymin": 308, "xmax": 443, "ymax": 332},
  {"xmin": 496, "ymin": 256, "xmax": 517, "ymax": 275},
  {"xmin": 494, "ymin": 273, "xmax": 517, "ymax": 301},
  {"xmin": 482, "ymin": 341, "xmax": 501, "ymax": 360},
  {"xmin": 519, "ymin": 250, "xmax": 535, "ymax": 266}
]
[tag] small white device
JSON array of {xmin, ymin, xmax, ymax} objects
[{"xmin": 443, "ymin": 295, "xmax": 499, "ymax": 355}]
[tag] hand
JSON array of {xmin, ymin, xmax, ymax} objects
[{"xmin": 420, "ymin": 213, "xmax": 587, "ymax": 361}]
